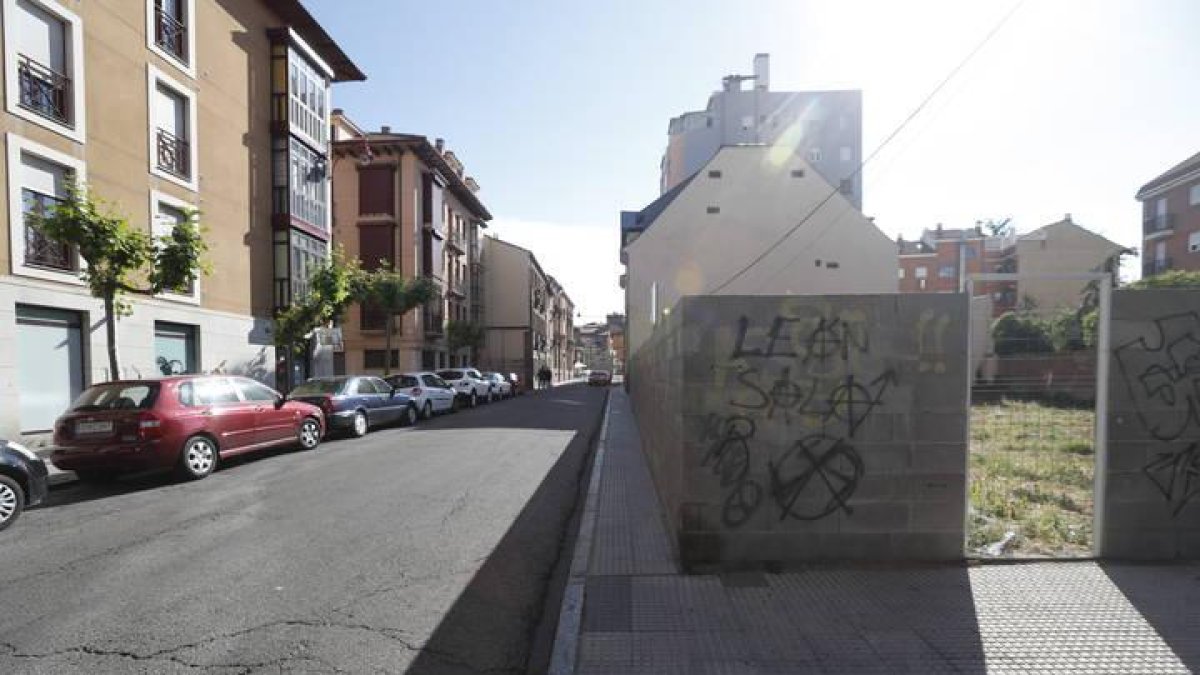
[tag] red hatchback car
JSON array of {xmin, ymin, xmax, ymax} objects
[{"xmin": 51, "ymin": 376, "xmax": 324, "ymax": 481}]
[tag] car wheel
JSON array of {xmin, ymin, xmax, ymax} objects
[
  {"xmin": 351, "ymin": 411, "xmax": 369, "ymax": 438},
  {"xmin": 177, "ymin": 436, "xmax": 218, "ymax": 481},
  {"xmin": 297, "ymin": 416, "xmax": 322, "ymax": 450},
  {"xmin": 74, "ymin": 469, "xmax": 119, "ymax": 484},
  {"xmin": 404, "ymin": 405, "xmax": 418, "ymax": 427},
  {"xmin": 0, "ymin": 474, "xmax": 25, "ymax": 532},
  {"xmin": 423, "ymin": 401, "xmax": 433, "ymax": 419}
]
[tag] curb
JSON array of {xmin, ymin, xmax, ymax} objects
[{"xmin": 547, "ymin": 389, "xmax": 612, "ymax": 675}]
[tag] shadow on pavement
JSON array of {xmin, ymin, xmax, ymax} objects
[
  {"xmin": 404, "ymin": 384, "xmax": 608, "ymax": 674},
  {"xmin": 1100, "ymin": 562, "xmax": 1200, "ymax": 672}
]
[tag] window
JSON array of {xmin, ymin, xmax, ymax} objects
[
  {"xmin": 358, "ymin": 223, "xmax": 395, "ymax": 271},
  {"xmin": 358, "ymin": 165, "xmax": 395, "ymax": 215},
  {"xmin": 708, "ymin": 170, "xmax": 722, "ymax": 179},
  {"xmin": 839, "ymin": 179, "xmax": 853, "ymax": 195},
  {"xmin": 1190, "ymin": 184, "xmax": 1200, "ymax": 207},
  {"xmin": 840, "ymin": 146, "xmax": 853, "ymax": 162},
  {"xmin": 289, "ymin": 230, "xmax": 327, "ymax": 302},
  {"xmin": 915, "ymin": 266, "xmax": 928, "ymax": 279},
  {"xmin": 790, "ymin": 169, "xmax": 804, "ymax": 178},
  {"xmin": 363, "ymin": 350, "xmax": 399, "ymax": 368},
  {"xmin": 151, "ymin": 191, "xmax": 198, "ymax": 300},
  {"xmin": 938, "ymin": 266, "xmax": 956, "ymax": 278},
  {"xmin": 288, "ymin": 50, "xmax": 329, "ymax": 149},
  {"xmin": 71, "ymin": 383, "xmax": 158, "ymax": 411},
  {"xmin": 7, "ymin": 133, "xmax": 86, "ymax": 283},
  {"xmin": 4, "ymin": 0, "xmax": 85, "ymax": 141},
  {"xmin": 236, "ymin": 379, "xmax": 278, "ymax": 402},
  {"xmin": 147, "ymin": 65, "xmax": 197, "ymax": 189},
  {"xmin": 898, "ymin": 268, "xmax": 906, "ymax": 279},
  {"xmin": 1189, "ymin": 232, "xmax": 1200, "ymax": 253},
  {"xmin": 196, "ymin": 378, "xmax": 240, "ymax": 405},
  {"xmin": 154, "ymin": 321, "xmax": 197, "ymax": 375},
  {"xmin": 650, "ymin": 282, "xmax": 658, "ymax": 324},
  {"xmin": 740, "ymin": 115, "xmax": 754, "ymax": 130},
  {"xmin": 290, "ymin": 138, "xmax": 328, "ymax": 228},
  {"xmin": 807, "ymin": 147, "xmax": 822, "ymax": 162},
  {"xmin": 147, "ymin": 0, "xmax": 195, "ymax": 76}
]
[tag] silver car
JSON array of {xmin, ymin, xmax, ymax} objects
[{"xmin": 386, "ymin": 372, "xmax": 457, "ymax": 419}]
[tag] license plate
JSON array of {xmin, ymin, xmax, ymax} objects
[{"xmin": 76, "ymin": 420, "xmax": 113, "ymax": 435}]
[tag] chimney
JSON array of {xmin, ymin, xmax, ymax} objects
[
  {"xmin": 435, "ymin": 138, "xmax": 445, "ymax": 153},
  {"xmin": 936, "ymin": 222, "xmax": 943, "ymax": 234},
  {"xmin": 380, "ymin": 125, "xmax": 391, "ymax": 134},
  {"xmin": 1064, "ymin": 213, "xmax": 1072, "ymax": 223},
  {"xmin": 753, "ymin": 53, "xmax": 770, "ymax": 91}
]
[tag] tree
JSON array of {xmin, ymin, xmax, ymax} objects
[
  {"xmin": 361, "ymin": 269, "xmax": 437, "ymax": 376},
  {"xmin": 28, "ymin": 181, "xmax": 207, "ymax": 379},
  {"xmin": 446, "ymin": 320, "xmax": 485, "ymax": 364},
  {"xmin": 273, "ymin": 248, "xmax": 363, "ymax": 361},
  {"xmin": 981, "ymin": 218, "xmax": 1013, "ymax": 238}
]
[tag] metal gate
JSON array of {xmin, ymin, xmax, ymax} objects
[{"xmin": 964, "ymin": 273, "xmax": 1111, "ymax": 558}]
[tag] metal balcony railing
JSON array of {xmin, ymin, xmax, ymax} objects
[
  {"xmin": 22, "ymin": 189, "xmax": 75, "ymax": 272},
  {"xmin": 446, "ymin": 234, "xmax": 465, "ymax": 255},
  {"xmin": 156, "ymin": 128, "xmax": 191, "ymax": 179},
  {"xmin": 1144, "ymin": 258, "xmax": 1173, "ymax": 277},
  {"xmin": 18, "ymin": 54, "xmax": 70, "ymax": 125},
  {"xmin": 154, "ymin": 5, "xmax": 188, "ymax": 61},
  {"xmin": 1144, "ymin": 213, "xmax": 1175, "ymax": 234}
]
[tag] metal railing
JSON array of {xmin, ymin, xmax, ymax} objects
[
  {"xmin": 22, "ymin": 189, "xmax": 75, "ymax": 271},
  {"xmin": 154, "ymin": 6, "xmax": 188, "ymax": 61},
  {"xmin": 1143, "ymin": 213, "xmax": 1174, "ymax": 234},
  {"xmin": 18, "ymin": 54, "xmax": 70, "ymax": 125},
  {"xmin": 1143, "ymin": 258, "xmax": 1173, "ymax": 277},
  {"xmin": 156, "ymin": 128, "xmax": 191, "ymax": 179}
]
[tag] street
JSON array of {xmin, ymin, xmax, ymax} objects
[{"xmin": 0, "ymin": 384, "xmax": 608, "ymax": 675}]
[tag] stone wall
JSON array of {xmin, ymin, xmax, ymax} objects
[
  {"xmin": 631, "ymin": 294, "xmax": 969, "ymax": 569},
  {"xmin": 1104, "ymin": 290, "xmax": 1200, "ymax": 559}
]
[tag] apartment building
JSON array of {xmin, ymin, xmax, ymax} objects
[
  {"xmin": 546, "ymin": 276, "xmax": 575, "ymax": 383},
  {"xmin": 330, "ymin": 113, "xmax": 491, "ymax": 374},
  {"xmin": 659, "ymin": 54, "xmax": 863, "ymax": 209},
  {"xmin": 606, "ymin": 312, "xmax": 625, "ymax": 375},
  {"xmin": 0, "ymin": 0, "xmax": 362, "ymax": 436},
  {"xmin": 576, "ymin": 322, "xmax": 613, "ymax": 373},
  {"xmin": 898, "ymin": 217, "xmax": 1126, "ymax": 316},
  {"xmin": 1136, "ymin": 150, "xmax": 1200, "ymax": 275}
]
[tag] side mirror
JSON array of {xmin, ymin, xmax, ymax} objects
[{"xmin": 274, "ymin": 394, "xmax": 286, "ymax": 409}]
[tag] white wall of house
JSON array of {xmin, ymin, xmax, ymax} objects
[
  {"xmin": 0, "ymin": 275, "xmax": 274, "ymax": 438},
  {"xmin": 626, "ymin": 145, "xmax": 898, "ymax": 357}
]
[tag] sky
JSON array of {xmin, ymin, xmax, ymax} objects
[{"xmin": 306, "ymin": 0, "xmax": 1199, "ymax": 322}]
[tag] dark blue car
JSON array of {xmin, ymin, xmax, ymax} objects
[
  {"xmin": 1, "ymin": 439, "xmax": 49, "ymax": 532},
  {"xmin": 288, "ymin": 376, "xmax": 417, "ymax": 437}
]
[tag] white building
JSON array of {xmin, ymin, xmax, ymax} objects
[{"xmin": 623, "ymin": 145, "xmax": 897, "ymax": 357}]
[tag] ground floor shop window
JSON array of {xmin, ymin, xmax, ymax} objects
[
  {"xmin": 16, "ymin": 305, "xmax": 84, "ymax": 433},
  {"xmin": 154, "ymin": 321, "xmax": 197, "ymax": 375}
]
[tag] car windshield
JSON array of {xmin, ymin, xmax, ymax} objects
[
  {"xmin": 290, "ymin": 379, "xmax": 346, "ymax": 395},
  {"xmin": 70, "ymin": 383, "xmax": 159, "ymax": 411},
  {"xmin": 437, "ymin": 370, "xmax": 466, "ymax": 380}
]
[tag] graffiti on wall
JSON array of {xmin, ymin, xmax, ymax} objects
[
  {"xmin": 1114, "ymin": 311, "xmax": 1200, "ymax": 517},
  {"xmin": 700, "ymin": 309, "xmax": 897, "ymax": 527}
]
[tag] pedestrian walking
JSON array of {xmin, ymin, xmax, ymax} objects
[{"xmin": 538, "ymin": 365, "xmax": 552, "ymax": 390}]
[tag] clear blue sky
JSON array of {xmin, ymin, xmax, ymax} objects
[{"xmin": 307, "ymin": 0, "xmax": 1199, "ymax": 321}]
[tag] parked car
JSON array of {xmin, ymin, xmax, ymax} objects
[
  {"xmin": 0, "ymin": 440, "xmax": 49, "ymax": 532},
  {"xmin": 385, "ymin": 372, "xmax": 457, "ymax": 419},
  {"xmin": 288, "ymin": 376, "xmax": 417, "ymax": 437},
  {"xmin": 588, "ymin": 370, "xmax": 612, "ymax": 386},
  {"xmin": 437, "ymin": 368, "xmax": 493, "ymax": 407},
  {"xmin": 51, "ymin": 376, "xmax": 324, "ymax": 482},
  {"xmin": 484, "ymin": 372, "xmax": 514, "ymax": 399}
]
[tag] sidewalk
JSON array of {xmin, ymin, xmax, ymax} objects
[{"xmin": 561, "ymin": 388, "xmax": 1200, "ymax": 674}]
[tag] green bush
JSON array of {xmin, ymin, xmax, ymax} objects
[
  {"xmin": 1129, "ymin": 269, "xmax": 1200, "ymax": 289},
  {"xmin": 991, "ymin": 312, "xmax": 1053, "ymax": 355}
]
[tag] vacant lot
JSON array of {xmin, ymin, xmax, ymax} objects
[{"xmin": 969, "ymin": 399, "xmax": 1095, "ymax": 557}]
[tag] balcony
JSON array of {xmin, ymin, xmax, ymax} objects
[
  {"xmin": 156, "ymin": 128, "xmax": 191, "ymax": 180},
  {"xmin": 1144, "ymin": 258, "xmax": 1173, "ymax": 277},
  {"xmin": 22, "ymin": 189, "xmax": 76, "ymax": 272},
  {"xmin": 446, "ymin": 234, "xmax": 465, "ymax": 256},
  {"xmin": 1144, "ymin": 213, "xmax": 1175, "ymax": 235},
  {"xmin": 17, "ymin": 54, "xmax": 71, "ymax": 126},
  {"xmin": 446, "ymin": 278, "xmax": 466, "ymax": 298},
  {"xmin": 154, "ymin": 5, "xmax": 188, "ymax": 62}
]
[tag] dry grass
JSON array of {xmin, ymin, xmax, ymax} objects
[{"xmin": 968, "ymin": 399, "xmax": 1095, "ymax": 557}]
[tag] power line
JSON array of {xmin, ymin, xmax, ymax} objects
[{"xmin": 707, "ymin": 0, "xmax": 1027, "ymax": 295}]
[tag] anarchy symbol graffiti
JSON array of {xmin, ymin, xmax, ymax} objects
[{"xmin": 768, "ymin": 434, "xmax": 864, "ymax": 521}]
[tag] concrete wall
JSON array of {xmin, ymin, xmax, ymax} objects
[
  {"xmin": 1104, "ymin": 289, "xmax": 1200, "ymax": 558},
  {"xmin": 631, "ymin": 293, "xmax": 969, "ymax": 569}
]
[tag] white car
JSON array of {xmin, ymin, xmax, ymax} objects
[
  {"xmin": 437, "ymin": 368, "xmax": 493, "ymax": 407},
  {"xmin": 386, "ymin": 372, "xmax": 457, "ymax": 419},
  {"xmin": 484, "ymin": 372, "xmax": 513, "ymax": 399}
]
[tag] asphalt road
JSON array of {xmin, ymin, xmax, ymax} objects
[{"xmin": 0, "ymin": 383, "xmax": 609, "ymax": 675}]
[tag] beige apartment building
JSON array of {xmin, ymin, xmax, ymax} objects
[
  {"xmin": 0, "ymin": 0, "xmax": 362, "ymax": 436},
  {"xmin": 330, "ymin": 113, "xmax": 491, "ymax": 374}
]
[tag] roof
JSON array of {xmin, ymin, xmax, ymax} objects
[
  {"xmin": 623, "ymin": 172, "xmax": 699, "ymax": 233},
  {"xmin": 1136, "ymin": 150, "xmax": 1200, "ymax": 199},
  {"xmin": 921, "ymin": 227, "xmax": 982, "ymax": 242},
  {"xmin": 1018, "ymin": 217, "xmax": 1126, "ymax": 253},
  {"xmin": 897, "ymin": 240, "xmax": 934, "ymax": 255},
  {"xmin": 332, "ymin": 133, "xmax": 492, "ymax": 220},
  {"xmin": 265, "ymin": 1, "xmax": 366, "ymax": 82}
]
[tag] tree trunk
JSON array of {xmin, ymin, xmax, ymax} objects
[
  {"xmin": 383, "ymin": 313, "xmax": 394, "ymax": 377},
  {"xmin": 103, "ymin": 292, "xmax": 120, "ymax": 380}
]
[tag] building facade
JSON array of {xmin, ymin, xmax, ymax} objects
[
  {"xmin": 330, "ymin": 113, "xmax": 491, "ymax": 375},
  {"xmin": 606, "ymin": 313, "xmax": 625, "ymax": 375},
  {"xmin": 546, "ymin": 276, "xmax": 575, "ymax": 383},
  {"xmin": 1136, "ymin": 151, "xmax": 1200, "ymax": 275},
  {"xmin": 659, "ymin": 54, "xmax": 863, "ymax": 209},
  {"xmin": 0, "ymin": 0, "xmax": 361, "ymax": 437},
  {"xmin": 576, "ymin": 322, "xmax": 613, "ymax": 373},
  {"xmin": 623, "ymin": 145, "xmax": 897, "ymax": 358}
]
